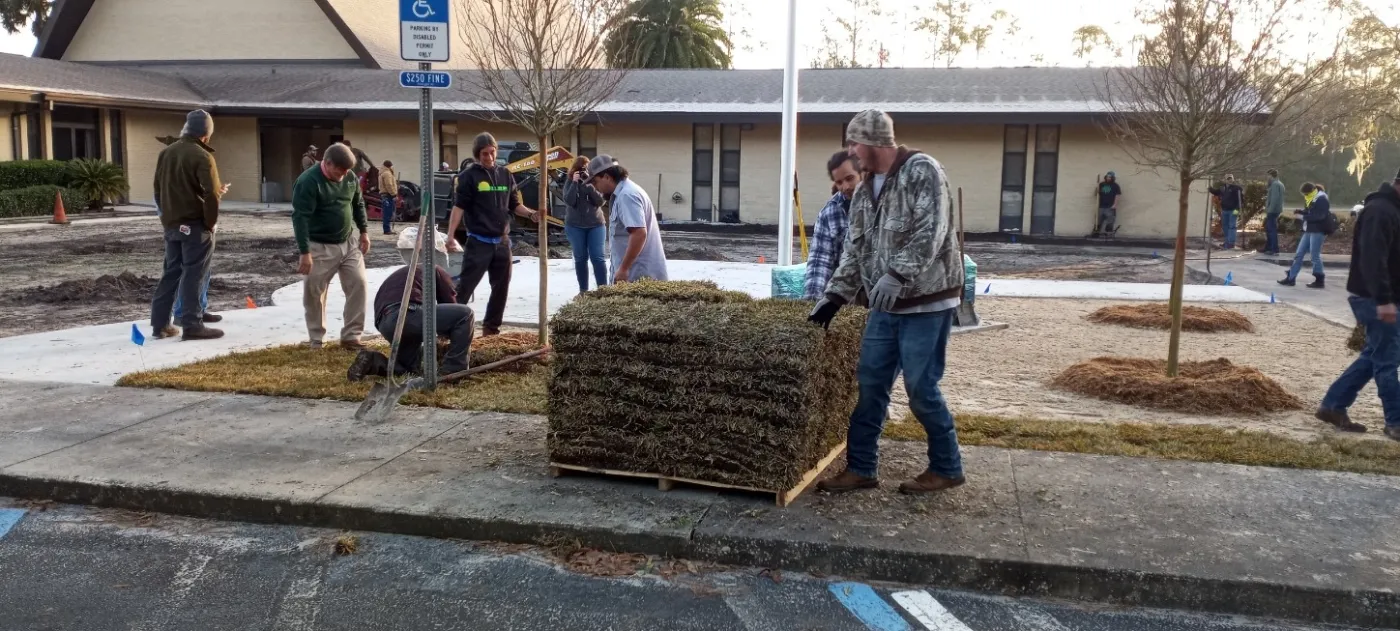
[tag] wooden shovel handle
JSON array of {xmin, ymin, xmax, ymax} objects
[{"xmin": 438, "ymin": 347, "xmax": 552, "ymax": 384}]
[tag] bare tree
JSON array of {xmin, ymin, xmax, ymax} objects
[
  {"xmin": 1098, "ymin": 0, "xmax": 1377, "ymax": 376},
  {"xmin": 916, "ymin": 1, "xmax": 1018, "ymax": 68},
  {"xmin": 457, "ymin": 0, "xmax": 630, "ymax": 345},
  {"xmin": 809, "ymin": 0, "xmax": 884, "ymax": 68},
  {"xmin": 1071, "ymin": 24, "xmax": 1121, "ymax": 65},
  {"xmin": 1324, "ymin": 6, "xmax": 1400, "ymax": 181}
]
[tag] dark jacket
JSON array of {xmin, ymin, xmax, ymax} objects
[
  {"xmin": 1300, "ymin": 191, "xmax": 1332, "ymax": 234},
  {"xmin": 1209, "ymin": 182, "xmax": 1244, "ymax": 211},
  {"xmin": 1347, "ymin": 183, "xmax": 1400, "ymax": 305},
  {"xmin": 453, "ymin": 162, "xmax": 524, "ymax": 242},
  {"xmin": 563, "ymin": 178, "xmax": 605, "ymax": 229},
  {"xmin": 153, "ymin": 136, "xmax": 221, "ymax": 230},
  {"xmin": 374, "ymin": 265, "xmax": 457, "ymax": 328}
]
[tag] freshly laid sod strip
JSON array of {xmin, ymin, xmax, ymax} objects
[
  {"xmin": 885, "ymin": 413, "xmax": 1400, "ymax": 476},
  {"xmin": 117, "ymin": 334, "xmax": 548, "ymax": 415}
]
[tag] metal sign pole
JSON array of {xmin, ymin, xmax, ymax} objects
[{"xmin": 419, "ymin": 61, "xmax": 438, "ymax": 389}]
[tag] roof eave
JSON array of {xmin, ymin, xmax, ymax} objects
[
  {"xmin": 32, "ymin": 0, "xmax": 95, "ymax": 60},
  {"xmin": 312, "ymin": 0, "xmax": 382, "ymax": 69}
]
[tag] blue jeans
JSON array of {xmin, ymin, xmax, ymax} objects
[
  {"xmin": 847, "ymin": 309, "xmax": 963, "ymax": 479},
  {"xmin": 1264, "ymin": 213, "xmax": 1280, "ymax": 253},
  {"xmin": 1221, "ymin": 210, "xmax": 1238, "ymax": 248},
  {"xmin": 565, "ymin": 224, "xmax": 607, "ymax": 292},
  {"xmin": 173, "ymin": 267, "xmax": 211, "ymax": 320},
  {"xmin": 1322, "ymin": 297, "xmax": 1400, "ymax": 429},
  {"xmin": 1287, "ymin": 232, "xmax": 1325, "ymax": 280},
  {"xmin": 381, "ymin": 195, "xmax": 396, "ymax": 233}
]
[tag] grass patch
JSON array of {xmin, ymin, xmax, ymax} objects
[
  {"xmin": 117, "ymin": 335, "xmax": 548, "ymax": 415},
  {"xmin": 885, "ymin": 413, "xmax": 1400, "ymax": 476}
]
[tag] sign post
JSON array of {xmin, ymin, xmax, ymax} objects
[{"xmin": 401, "ymin": 0, "xmax": 449, "ymax": 389}]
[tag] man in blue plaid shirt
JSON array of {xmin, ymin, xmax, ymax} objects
[{"xmin": 804, "ymin": 150, "xmax": 863, "ymax": 300}]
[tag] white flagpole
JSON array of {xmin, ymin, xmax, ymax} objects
[{"xmin": 776, "ymin": 0, "xmax": 800, "ymax": 266}]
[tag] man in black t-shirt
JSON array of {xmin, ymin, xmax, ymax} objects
[
  {"xmin": 445, "ymin": 133, "xmax": 541, "ymax": 336},
  {"xmin": 1095, "ymin": 171, "xmax": 1123, "ymax": 236}
]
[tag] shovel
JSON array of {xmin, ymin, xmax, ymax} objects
[{"xmin": 355, "ymin": 210, "xmax": 431, "ymax": 422}]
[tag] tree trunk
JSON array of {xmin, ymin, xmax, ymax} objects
[
  {"xmin": 1165, "ymin": 172, "xmax": 1192, "ymax": 377},
  {"xmin": 537, "ymin": 136, "xmax": 550, "ymax": 347}
]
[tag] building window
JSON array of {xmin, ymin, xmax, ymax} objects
[
  {"xmin": 438, "ymin": 120, "xmax": 458, "ymax": 170},
  {"xmin": 51, "ymin": 105, "xmax": 101, "ymax": 161},
  {"xmin": 577, "ymin": 123, "xmax": 597, "ymax": 159},
  {"xmin": 691, "ymin": 124, "xmax": 714, "ymax": 221},
  {"xmin": 999, "ymin": 125, "xmax": 1029, "ymax": 233},
  {"xmin": 108, "ymin": 110, "xmax": 124, "ymax": 167},
  {"xmin": 1029, "ymin": 125, "xmax": 1060, "ymax": 235},
  {"xmin": 25, "ymin": 107, "xmax": 40, "ymax": 160},
  {"xmin": 718, "ymin": 124, "xmax": 741, "ymax": 223}
]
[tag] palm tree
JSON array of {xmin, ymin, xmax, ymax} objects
[{"xmin": 606, "ymin": 0, "xmax": 734, "ymax": 69}]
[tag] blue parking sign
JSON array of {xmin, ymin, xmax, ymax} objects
[{"xmin": 400, "ymin": 0, "xmax": 450, "ymax": 62}]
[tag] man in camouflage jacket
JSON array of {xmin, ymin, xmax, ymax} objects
[{"xmin": 809, "ymin": 109, "xmax": 966, "ymax": 495}]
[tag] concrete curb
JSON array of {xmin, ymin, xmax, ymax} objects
[{"xmin": 2, "ymin": 471, "xmax": 1396, "ymax": 628}]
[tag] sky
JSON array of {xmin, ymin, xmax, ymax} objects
[{"xmin": 0, "ymin": 0, "xmax": 1394, "ymax": 66}]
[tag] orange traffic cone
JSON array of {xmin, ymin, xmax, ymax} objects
[
  {"xmin": 245, "ymin": 295, "xmax": 258, "ymax": 309},
  {"xmin": 50, "ymin": 191, "xmax": 69, "ymax": 225}
]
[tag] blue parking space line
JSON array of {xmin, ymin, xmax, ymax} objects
[
  {"xmin": 0, "ymin": 508, "xmax": 27, "ymax": 540},
  {"xmin": 829, "ymin": 582, "xmax": 912, "ymax": 631}
]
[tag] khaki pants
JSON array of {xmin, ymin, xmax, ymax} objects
[{"xmin": 303, "ymin": 239, "xmax": 367, "ymax": 344}]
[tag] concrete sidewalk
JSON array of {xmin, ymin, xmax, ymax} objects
[
  {"xmin": 1, "ymin": 380, "xmax": 1395, "ymax": 627},
  {"xmin": 1190, "ymin": 255, "xmax": 1355, "ymax": 326}
]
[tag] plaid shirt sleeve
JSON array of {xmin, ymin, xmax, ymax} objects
[{"xmin": 804, "ymin": 195, "xmax": 849, "ymax": 300}]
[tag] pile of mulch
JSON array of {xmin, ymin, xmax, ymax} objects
[
  {"xmin": 1348, "ymin": 325, "xmax": 1365, "ymax": 353},
  {"xmin": 11, "ymin": 271, "xmax": 231, "ymax": 304},
  {"xmin": 1050, "ymin": 357, "xmax": 1303, "ymax": 415},
  {"xmin": 1086, "ymin": 303, "xmax": 1254, "ymax": 333},
  {"xmin": 547, "ymin": 280, "xmax": 865, "ymax": 491}
]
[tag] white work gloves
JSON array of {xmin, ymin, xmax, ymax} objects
[{"xmin": 868, "ymin": 273, "xmax": 904, "ymax": 312}]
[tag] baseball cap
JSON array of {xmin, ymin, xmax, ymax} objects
[{"xmin": 584, "ymin": 154, "xmax": 621, "ymax": 183}]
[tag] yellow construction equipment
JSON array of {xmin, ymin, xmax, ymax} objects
[
  {"xmin": 794, "ymin": 174, "xmax": 809, "ymax": 261},
  {"xmin": 505, "ymin": 146, "xmax": 576, "ymax": 174}
]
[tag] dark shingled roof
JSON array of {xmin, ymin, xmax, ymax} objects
[{"xmin": 0, "ymin": 53, "xmax": 205, "ymax": 108}]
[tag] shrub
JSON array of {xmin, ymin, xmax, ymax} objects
[
  {"xmin": 66, "ymin": 159, "xmax": 129, "ymax": 209},
  {"xmin": 0, "ymin": 160, "xmax": 74, "ymax": 192},
  {"xmin": 1240, "ymin": 181, "xmax": 1268, "ymax": 226},
  {"xmin": 0, "ymin": 185, "xmax": 92, "ymax": 219}
]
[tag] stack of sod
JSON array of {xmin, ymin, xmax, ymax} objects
[{"xmin": 548, "ymin": 280, "xmax": 866, "ymax": 491}]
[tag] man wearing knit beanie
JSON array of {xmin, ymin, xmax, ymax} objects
[
  {"xmin": 809, "ymin": 108, "xmax": 967, "ymax": 495},
  {"xmin": 1318, "ymin": 166, "xmax": 1400, "ymax": 441},
  {"xmin": 150, "ymin": 109, "xmax": 227, "ymax": 341}
]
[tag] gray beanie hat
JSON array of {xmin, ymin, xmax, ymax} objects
[
  {"xmin": 181, "ymin": 110, "xmax": 214, "ymax": 138},
  {"xmin": 846, "ymin": 109, "xmax": 896, "ymax": 148}
]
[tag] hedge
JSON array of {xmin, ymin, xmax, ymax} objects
[
  {"xmin": 0, "ymin": 160, "xmax": 75, "ymax": 192},
  {"xmin": 0, "ymin": 185, "xmax": 92, "ymax": 219}
]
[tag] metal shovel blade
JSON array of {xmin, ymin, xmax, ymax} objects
[{"xmin": 354, "ymin": 377, "xmax": 421, "ymax": 422}]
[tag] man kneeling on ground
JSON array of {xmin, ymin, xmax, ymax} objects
[{"xmin": 348, "ymin": 264, "xmax": 475, "ymax": 381}]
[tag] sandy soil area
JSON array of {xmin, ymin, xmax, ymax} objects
[{"xmin": 888, "ymin": 297, "xmax": 1378, "ymax": 441}]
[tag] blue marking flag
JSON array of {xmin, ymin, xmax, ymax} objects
[
  {"xmin": 0, "ymin": 508, "xmax": 26, "ymax": 540},
  {"xmin": 1224, "ymin": 271, "xmax": 1234, "ymax": 286},
  {"xmin": 829, "ymin": 582, "xmax": 912, "ymax": 631},
  {"xmin": 131, "ymin": 323, "xmax": 145, "ymax": 346},
  {"xmin": 1152, "ymin": 250, "xmax": 1159, "ymax": 258},
  {"xmin": 1010, "ymin": 235, "xmax": 1017, "ymax": 244},
  {"xmin": 983, "ymin": 284, "xmax": 991, "ymax": 294},
  {"xmin": 1271, "ymin": 292, "xmax": 1276, "ymax": 303}
]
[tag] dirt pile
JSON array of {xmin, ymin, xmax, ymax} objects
[
  {"xmin": 1348, "ymin": 325, "xmax": 1365, "ymax": 353},
  {"xmin": 547, "ymin": 280, "xmax": 865, "ymax": 491},
  {"xmin": 10, "ymin": 271, "xmax": 232, "ymax": 304},
  {"xmin": 664, "ymin": 246, "xmax": 727, "ymax": 261},
  {"xmin": 1086, "ymin": 303, "xmax": 1254, "ymax": 333},
  {"xmin": 1051, "ymin": 357, "xmax": 1303, "ymax": 415}
]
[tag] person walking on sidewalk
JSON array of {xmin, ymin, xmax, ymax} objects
[
  {"xmin": 348, "ymin": 263, "xmax": 474, "ymax": 381},
  {"xmin": 563, "ymin": 156, "xmax": 607, "ymax": 292},
  {"xmin": 1279, "ymin": 182, "xmax": 1332, "ymax": 288},
  {"xmin": 1315, "ymin": 169, "xmax": 1400, "ymax": 439},
  {"xmin": 1260, "ymin": 169, "xmax": 1285, "ymax": 255},
  {"xmin": 804, "ymin": 150, "xmax": 861, "ymax": 300},
  {"xmin": 586, "ymin": 154, "xmax": 668, "ymax": 284},
  {"xmin": 808, "ymin": 109, "xmax": 965, "ymax": 495},
  {"xmin": 150, "ymin": 110, "xmax": 227, "ymax": 341},
  {"xmin": 293, "ymin": 143, "xmax": 371, "ymax": 350},
  {"xmin": 445, "ymin": 133, "xmax": 541, "ymax": 336},
  {"xmin": 1209, "ymin": 175, "xmax": 1245, "ymax": 249},
  {"xmin": 378, "ymin": 160, "xmax": 398, "ymax": 235}
]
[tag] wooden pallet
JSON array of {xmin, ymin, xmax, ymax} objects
[{"xmin": 548, "ymin": 441, "xmax": 846, "ymax": 507}]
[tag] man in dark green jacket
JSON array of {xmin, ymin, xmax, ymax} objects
[
  {"xmin": 293, "ymin": 143, "xmax": 371, "ymax": 350},
  {"xmin": 150, "ymin": 109, "xmax": 226, "ymax": 341}
]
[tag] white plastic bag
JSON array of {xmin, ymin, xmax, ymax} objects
[{"xmin": 397, "ymin": 226, "xmax": 454, "ymax": 253}]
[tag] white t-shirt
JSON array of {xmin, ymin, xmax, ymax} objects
[
  {"xmin": 872, "ymin": 173, "xmax": 888, "ymax": 200},
  {"xmin": 609, "ymin": 178, "xmax": 669, "ymax": 282}
]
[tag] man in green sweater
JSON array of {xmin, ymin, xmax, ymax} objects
[{"xmin": 293, "ymin": 143, "xmax": 371, "ymax": 350}]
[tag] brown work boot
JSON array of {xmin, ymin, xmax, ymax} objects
[
  {"xmin": 816, "ymin": 470, "xmax": 879, "ymax": 493},
  {"xmin": 481, "ymin": 327, "xmax": 500, "ymax": 337},
  {"xmin": 340, "ymin": 339, "xmax": 366, "ymax": 351},
  {"xmin": 153, "ymin": 325, "xmax": 180, "ymax": 339},
  {"xmin": 347, "ymin": 350, "xmax": 389, "ymax": 382},
  {"xmin": 1316, "ymin": 407, "xmax": 1367, "ymax": 432},
  {"xmin": 898, "ymin": 472, "xmax": 967, "ymax": 495},
  {"xmin": 202, "ymin": 313, "xmax": 223, "ymax": 323},
  {"xmin": 181, "ymin": 326, "xmax": 225, "ymax": 341}
]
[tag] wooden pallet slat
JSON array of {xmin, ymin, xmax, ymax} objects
[{"xmin": 549, "ymin": 441, "xmax": 846, "ymax": 507}]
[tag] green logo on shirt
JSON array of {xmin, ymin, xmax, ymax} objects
[{"xmin": 477, "ymin": 181, "xmax": 508, "ymax": 193}]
